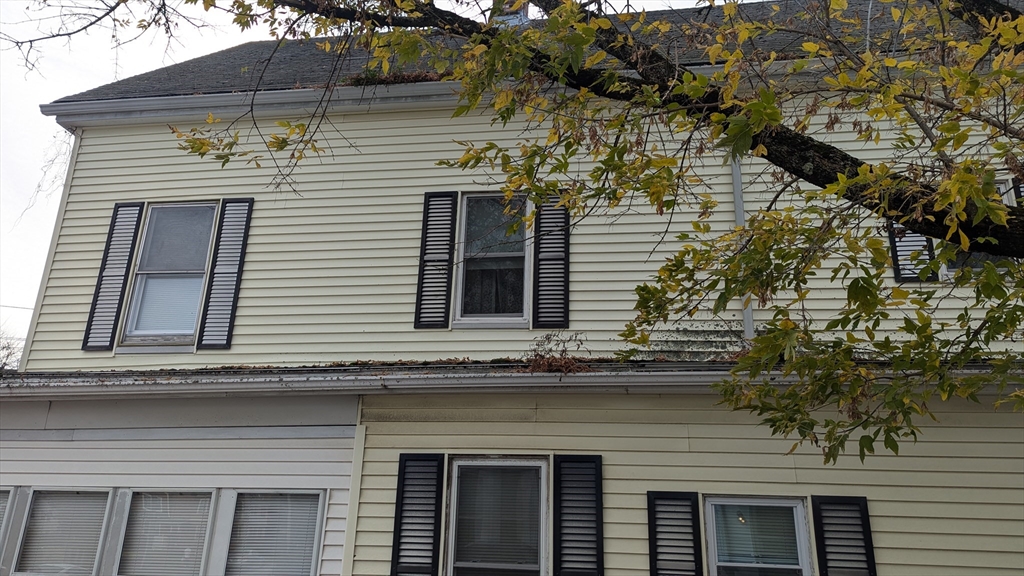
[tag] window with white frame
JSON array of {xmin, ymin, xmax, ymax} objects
[
  {"xmin": 122, "ymin": 203, "xmax": 217, "ymax": 342},
  {"xmin": 456, "ymin": 195, "xmax": 529, "ymax": 324},
  {"xmin": 3, "ymin": 488, "xmax": 323, "ymax": 576},
  {"xmin": 82, "ymin": 199, "xmax": 253, "ymax": 351},
  {"xmin": 705, "ymin": 497, "xmax": 813, "ymax": 576},
  {"xmin": 447, "ymin": 460, "xmax": 545, "ymax": 576},
  {"xmin": 413, "ymin": 193, "xmax": 569, "ymax": 330},
  {"xmin": 15, "ymin": 490, "xmax": 110, "ymax": 576},
  {"xmin": 117, "ymin": 491, "xmax": 213, "ymax": 576}
]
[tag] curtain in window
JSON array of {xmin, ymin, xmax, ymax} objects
[
  {"xmin": 118, "ymin": 492, "xmax": 211, "ymax": 576},
  {"xmin": 225, "ymin": 493, "xmax": 320, "ymax": 576},
  {"xmin": 17, "ymin": 491, "xmax": 108, "ymax": 576}
]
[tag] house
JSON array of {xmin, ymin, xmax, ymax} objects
[{"xmin": 1, "ymin": 2, "xmax": 1022, "ymax": 575}]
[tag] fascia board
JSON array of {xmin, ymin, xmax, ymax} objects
[
  {"xmin": 0, "ymin": 368, "xmax": 741, "ymax": 399},
  {"xmin": 40, "ymin": 81, "xmax": 462, "ymax": 129}
]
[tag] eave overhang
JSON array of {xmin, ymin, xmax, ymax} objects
[
  {"xmin": 0, "ymin": 362, "xmax": 746, "ymax": 400},
  {"xmin": 39, "ymin": 81, "xmax": 463, "ymax": 130}
]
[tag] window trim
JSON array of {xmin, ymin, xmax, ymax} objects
[
  {"xmin": 120, "ymin": 202, "xmax": 219, "ymax": 346},
  {"xmin": 452, "ymin": 193, "xmax": 533, "ymax": 329},
  {"xmin": 444, "ymin": 457, "xmax": 548, "ymax": 576},
  {"xmin": 704, "ymin": 496, "xmax": 814, "ymax": 576},
  {"xmin": 12, "ymin": 487, "xmax": 115, "ymax": 576}
]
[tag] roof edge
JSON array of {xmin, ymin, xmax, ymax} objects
[
  {"xmin": 40, "ymin": 81, "xmax": 462, "ymax": 129},
  {"xmin": 1, "ymin": 365, "xmax": 741, "ymax": 399}
]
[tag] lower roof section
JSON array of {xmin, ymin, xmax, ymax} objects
[{"xmin": 1, "ymin": 361, "xmax": 739, "ymax": 399}]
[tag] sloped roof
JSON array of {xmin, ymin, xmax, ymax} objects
[{"xmin": 53, "ymin": 0, "xmax": 1011, "ymax": 103}]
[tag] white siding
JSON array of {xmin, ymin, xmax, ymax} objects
[
  {"xmin": 23, "ymin": 108, "xmax": 741, "ymax": 371},
  {"xmin": 0, "ymin": 396, "xmax": 358, "ymax": 576},
  {"xmin": 349, "ymin": 393, "xmax": 1024, "ymax": 576}
]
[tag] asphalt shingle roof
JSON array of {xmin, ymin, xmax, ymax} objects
[{"xmin": 54, "ymin": 0, "xmax": 1022, "ymax": 103}]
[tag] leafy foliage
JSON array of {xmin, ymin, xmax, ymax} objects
[{"xmin": 7, "ymin": 0, "xmax": 1023, "ymax": 462}]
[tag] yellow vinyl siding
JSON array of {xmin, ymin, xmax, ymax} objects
[
  {"xmin": 22, "ymin": 105, "xmax": 1021, "ymax": 370},
  {"xmin": 348, "ymin": 393, "xmax": 1024, "ymax": 576}
]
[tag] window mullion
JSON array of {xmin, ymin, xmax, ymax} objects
[
  {"xmin": 97, "ymin": 488, "xmax": 132, "ymax": 576},
  {"xmin": 205, "ymin": 489, "xmax": 237, "ymax": 576}
]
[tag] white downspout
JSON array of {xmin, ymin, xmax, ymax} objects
[{"xmin": 732, "ymin": 159, "xmax": 756, "ymax": 341}]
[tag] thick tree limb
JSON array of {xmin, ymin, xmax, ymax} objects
[{"xmin": 269, "ymin": 0, "xmax": 1023, "ymax": 258}]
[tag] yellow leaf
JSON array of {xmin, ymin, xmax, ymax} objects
[
  {"xmin": 467, "ymin": 44, "xmax": 487, "ymax": 58},
  {"xmin": 584, "ymin": 50, "xmax": 608, "ymax": 69},
  {"xmin": 830, "ymin": 0, "xmax": 848, "ymax": 10},
  {"xmin": 802, "ymin": 41, "xmax": 820, "ymax": 54},
  {"xmin": 891, "ymin": 7, "xmax": 901, "ymax": 21},
  {"xmin": 594, "ymin": 17, "xmax": 612, "ymax": 29},
  {"xmin": 884, "ymin": 57, "xmax": 897, "ymax": 66},
  {"xmin": 723, "ymin": 2, "xmax": 737, "ymax": 17},
  {"xmin": 650, "ymin": 156, "xmax": 678, "ymax": 168},
  {"xmin": 892, "ymin": 287, "xmax": 910, "ymax": 299}
]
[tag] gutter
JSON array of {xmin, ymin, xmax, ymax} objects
[
  {"xmin": 39, "ymin": 81, "xmax": 463, "ymax": 129},
  {"xmin": 0, "ymin": 364, "xmax": 745, "ymax": 400}
]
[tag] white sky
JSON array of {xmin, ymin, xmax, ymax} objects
[{"xmin": 0, "ymin": 0, "xmax": 684, "ymax": 350}]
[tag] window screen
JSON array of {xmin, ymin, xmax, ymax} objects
[
  {"xmin": 125, "ymin": 204, "xmax": 216, "ymax": 337},
  {"xmin": 461, "ymin": 197, "xmax": 526, "ymax": 316},
  {"xmin": 16, "ymin": 491, "xmax": 108, "ymax": 576},
  {"xmin": 117, "ymin": 492, "xmax": 211, "ymax": 576},
  {"xmin": 453, "ymin": 465, "xmax": 541, "ymax": 576},
  {"xmin": 711, "ymin": 503, "xmax": 804, "ymax": 576},
  {"xmin": 225, "ymin": 493, "xmax": 320, "ymax": 576}
]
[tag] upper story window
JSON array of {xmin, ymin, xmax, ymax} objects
[
  {"xmin": 123, "ymin": 204, "xmax": 217, "ymax": 342},
  {"xmin": 413, "ymin": 192, "xmax": 570, "ymax": 330},
  {"xmin": 82, "ymin": 198, "xmax": 254, "ymax": 352},
  {"xmin": 456, "ymin": 195, "xmax": 529, "ymax": 326},
  {"xmin": 889, "ymin": 178, "xmax": 1020, "ymax": 282}
]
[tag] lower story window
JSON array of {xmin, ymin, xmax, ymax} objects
[
  {"xmin": 705, "ymin": 497, "xmax": 813, "ymax": 576},
  {"xmin": 448, "ymin": 460, "xmax": 545, "ymax": 576}
]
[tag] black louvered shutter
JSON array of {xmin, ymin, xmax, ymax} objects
[
  {"xmin": 533, "ymin": 200, "xmax": 570, "ymax": 329},
  {"xmin": 390, "ymin": 454, "xmax": 444, "ymax": 576},
  {"xmin": 647, "ymin": 492, "xmax": 703, "ymax": 576},
  {"xmin": 553, "ymin": 455, "xmax": 604, "ymax": 576},
  {"xmin": 82, "ymin": 203, "xmax": 144, "ymax": 351},
  {"xmin": 414, "ymin": 193, "xmax": 457, "ymax": 328},
  {"xmin": 887, "ymin": 223, "xmax": 937, "ymax": 282},
  {"xmin": 811, "ymin": 496, "xmax": 877, "ymax": 576},
  {"xmin": 197, "ymin": 198, "xmax": 254, "ymax": 349}
]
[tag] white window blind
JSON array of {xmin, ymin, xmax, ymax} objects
[
  {"xmin": 453, "ymin": 466, "xmax": 540, "ymax": 576},
  {"xmin": 16, "ymin": 491, "xmax": 108, "ymax": 576},
  {"xmin": 224, "ymin": 493, "xmax": 320, "ymax": 576},
  {"xmin": 130, "ymin": 275, "xmax": 206, "ymax": 333},
  {"xmin": 117, "ymin": 492, "xmax": 211, "ymax": 576},
  {"xmin": 712, "ymin": 503, "xmax": 803, "ymax": 575},
  {"xmin": 0, "ymin": 489, "xmax": 9, "ymax": 528}
]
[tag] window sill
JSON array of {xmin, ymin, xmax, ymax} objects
[
  {"xmin": 452, "ymin": 318, "xmax": 530, "ymax": 330},
  {"xmin": 114, "ymin": 345, "xmax": 197, "ymax": 355}
]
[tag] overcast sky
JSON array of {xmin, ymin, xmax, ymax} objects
[{"xmin": 0, "ymin": 0, "xmax": 681, "ymax": 351}]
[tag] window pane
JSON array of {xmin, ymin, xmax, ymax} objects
[
  {"xmin": 17, "ymin": 491, "xmax": 107, "ymax": 576},
  {"xmin": 129, "ymin": 275, "xmax": 205, "ymax": 334},
  {"xmin": 454, "ymin": 466, "xmax": 540, "ymax": 574},
  {"xmin": 118, "ymin": 492, "xmax": 211, "ymax": 576},
  {"xmin": 714, "ymin": 504, "xmax": 800, "ymax": 567},
  {"xmin": 465, "ymin": 197, "xmax": 524, "ymax": 256},
  {"xmin": 462, "ymin": 258, "xmax": 524, "ymax": 315},
  {"xmin": 138, "ymin": 205, "xmax": 216, "ymax": 272},
  {"xmin": 225, "ymin": 493, "xmax": 320, "ymax": 576}
]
